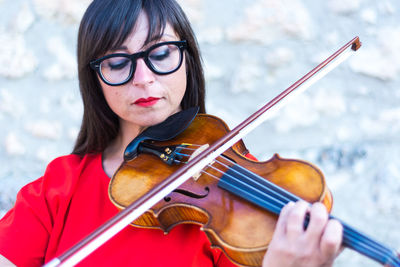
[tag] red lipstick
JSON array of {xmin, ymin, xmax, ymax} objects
[{"xmin": 134, "ymin": 97, "xmax": 160, "ymax": 107}]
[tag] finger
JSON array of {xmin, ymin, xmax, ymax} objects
[
  {"xmin": 320, "ymin": 219, "xmax": 343, "ymax": 260},
  {"xmin": 273, "ymin": 201, "xmax": 295, "ymax": 237},
  {"xmin": 304, "ymin": 202, "xmax": 329, "ymax": 241},
  {"xmin": 285, "ymin": 200, "xmax": 309, "ymax": 240}
]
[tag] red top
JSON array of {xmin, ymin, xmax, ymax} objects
[{"xmin": 0, "ymin": 154, "xmax": 237, "ymax": 267}]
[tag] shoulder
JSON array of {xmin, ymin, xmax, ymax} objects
[
  {"xmin": 0, "ymin": 153, "xmax": 103, "ymax": 266},
  {"xmin": 46, "ymin": 153, "xmax": 94, "ymax": 171},
  {"xmin": 44, "ymin": 153, "xmax": 101, "ymax": 178},
  {"xmin": 40, "ymin": 153, "xmax": 103, "ymax": 197}
]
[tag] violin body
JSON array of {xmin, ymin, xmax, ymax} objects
[{"xmin": 109, "ymin": 114, "xmax": 331, "ymax": 267}]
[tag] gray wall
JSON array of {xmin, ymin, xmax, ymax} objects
[{"xmin": 0, "ymin": 0, "xmax": 399, "ymax": 266}]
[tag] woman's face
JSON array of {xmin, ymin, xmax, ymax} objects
[{"xmin": 100, "ymin": 12, "xmax": 187, "ymax": 134}]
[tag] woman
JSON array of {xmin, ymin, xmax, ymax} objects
[{"xmin": 0, "ymin": 0, "xmax": 342, "ymax": 266}]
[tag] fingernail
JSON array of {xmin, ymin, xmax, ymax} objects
[{"xmin": 286, "ymin": 201, "xmax": 295, "ymax": 207}]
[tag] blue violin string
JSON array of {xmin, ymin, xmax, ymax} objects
[
  {"xmin": 216, "ymin": 161, "xmax": 399, "ymax": 266},
  {"xmin": 175, "ymin": 147, "xmax": 399, "ymax": 266}
]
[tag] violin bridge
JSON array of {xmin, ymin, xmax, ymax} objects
[
  {"xmin": 137, "ymin": 142, "xmax": 187, "ymax": 165},
  {"xmin": 188, "ymin": 144, "xmax": 211, "ymax": 181}
]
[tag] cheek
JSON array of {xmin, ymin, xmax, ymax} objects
[
  {"xmin": 101, "ymin": 84, "xmax": 124, "ymax": 112},
  {"xmin": 172, "ymin": 64, "xmax": 188, "ymax": 103},
  {"xmin": 112, "ymin": 90, "xmax": 122, "ymax": 98},
  {"xmin": 103, "ymin": 88, "xmax": 115, "ymax": 104}
]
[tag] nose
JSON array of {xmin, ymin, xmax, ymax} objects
[{"xmin": 131, "ymin": 58, "xmax": 155, "ymax": 86}]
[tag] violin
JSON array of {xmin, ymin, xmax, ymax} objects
[
  {"xmin": 110, "ymin": 109, "xmax": 332, "ymax": 266},
  {"xmin": 44, "ymin": 37, "xmax": 400, "ymax": 267},
  {"xmin": 109, "ymin": 108, "xmax": 399, "ymax": 267}
]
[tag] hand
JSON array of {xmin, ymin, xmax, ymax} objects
[{"xmin": 262, "ymin": 200, "xmax": 343, "ymax": 267}]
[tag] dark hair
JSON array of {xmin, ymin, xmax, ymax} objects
[{"xmin": 72, "ymin": 0, "xmax": 205, "ymax": 156}]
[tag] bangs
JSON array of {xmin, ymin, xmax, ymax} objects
[
  {"xmin": 97, "ymin": 1, "xmax": 178, "ymax": 56},
  {"xmin": 109, "ymin": 7, "xmax": 167, "ymax": 52},
  {"xmin": 142, "ymin": 1, "xmax": 168, "ymax": 45},
  {"xmin": 81, "ymin": 0, "xmax": 185, "ymax": 62}
]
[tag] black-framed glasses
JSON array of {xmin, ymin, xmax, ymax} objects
[{"xmin": 90, "ymin": 40, "xmax": 187, "ymax": 86}]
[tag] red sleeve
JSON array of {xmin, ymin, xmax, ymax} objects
[
  {"xmin": 244, "ymin": 152, "xmax": 258, "ymax": 161},
  {"xmin": 0, "ymin": 177, "xmax": 52, "ymax": 267},
  {"xmin": 215, "ymin": 252, "xmax": 238, "ymax": 266},
  {"xmin": 0, "ymin": 155, "xmax": 80, "ymax": 267}
]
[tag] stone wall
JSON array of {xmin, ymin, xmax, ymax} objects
[{"xmin": 0, "ymin": 0, "xmax": 399, "ymax": 266}]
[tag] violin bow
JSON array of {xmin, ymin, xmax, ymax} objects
[{"xmin": 44, "ymin": 36, "xmax": 361, "ymax": 267}]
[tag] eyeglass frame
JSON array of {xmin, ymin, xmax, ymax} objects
[{"xmin": 90, "ymin": 40, "xmax": 188, "ymax": 86}]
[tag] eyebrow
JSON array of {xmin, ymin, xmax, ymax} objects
[
  {"xmin": 110, "ymin": 34, "xmax": 178, "ymax": 52},
  {"xmin": 110, "ymin": 46, "xmax": 129, "ymax": 52}
]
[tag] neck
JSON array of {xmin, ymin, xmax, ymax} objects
[{"xmin": 102, "ymin": 121, "xmax": 145, "ymax": 178}]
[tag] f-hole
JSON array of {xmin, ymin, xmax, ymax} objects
[{"xmin": 164, "ymin": 187, "xmax": 210, "ymax": 202}]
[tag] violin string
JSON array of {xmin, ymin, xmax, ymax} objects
[
  {"xmin": 176, "ymin": 150, "xmax": 294, "ymax": 205},
  {"xmin": 175, "ymin": 146, "xmax": 398, "ymax": 265},
  {"xmin": 205, "ymin": 156, "xmax": 398, "ymax": 265},
  {"xmin": 181, "ymin": 162, "xmax": 398, "ymax": 265},
  {"xmin": 338, "ymin": 221, "xmax": 400, "ymax": 266},
  {"xmin": 212, "ymin": 154, "xmax": 399, "ymax": 265}
]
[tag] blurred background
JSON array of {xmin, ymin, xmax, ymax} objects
[{"xmin": 0, "ymin": 0, "xmax": 399, "ymax": 266}]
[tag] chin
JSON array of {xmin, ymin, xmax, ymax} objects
[
  {"xmin": 128, "ymin": 107, "xmax": 179, "ymax": 128},
  {"xmin": 139, "ymin": 113, "xmax": 169, "ymax": 127}
]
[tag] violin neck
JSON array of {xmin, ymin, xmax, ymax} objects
[
  {"xmin": 339, "ymin": 220, "xmax": 400, "ymax": 267},
  {"xmin": 218, "ymin": 163, "xmax": 400, "ymax": 267}
]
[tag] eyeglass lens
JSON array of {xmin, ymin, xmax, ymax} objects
[{"xmin": 99, "ymin": 43, "xmax": 182, "ymax": 84}]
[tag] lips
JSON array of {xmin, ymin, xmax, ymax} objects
[{"xmin": 134, "ymin": 97, "xmax": 160, "ymax": 107}]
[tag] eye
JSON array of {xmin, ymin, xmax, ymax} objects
[
  {"xmin": 104, "ymin": 57, "xmax": 131, "ymax": 70},
  {"xmin": 149, "ymin": 45, "xmax": 171, "ymax": 61}
]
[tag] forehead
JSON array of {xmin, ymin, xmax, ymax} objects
[{"xmin": 116, "ymin": 12, "xmax": 179, "ymax": 52}]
